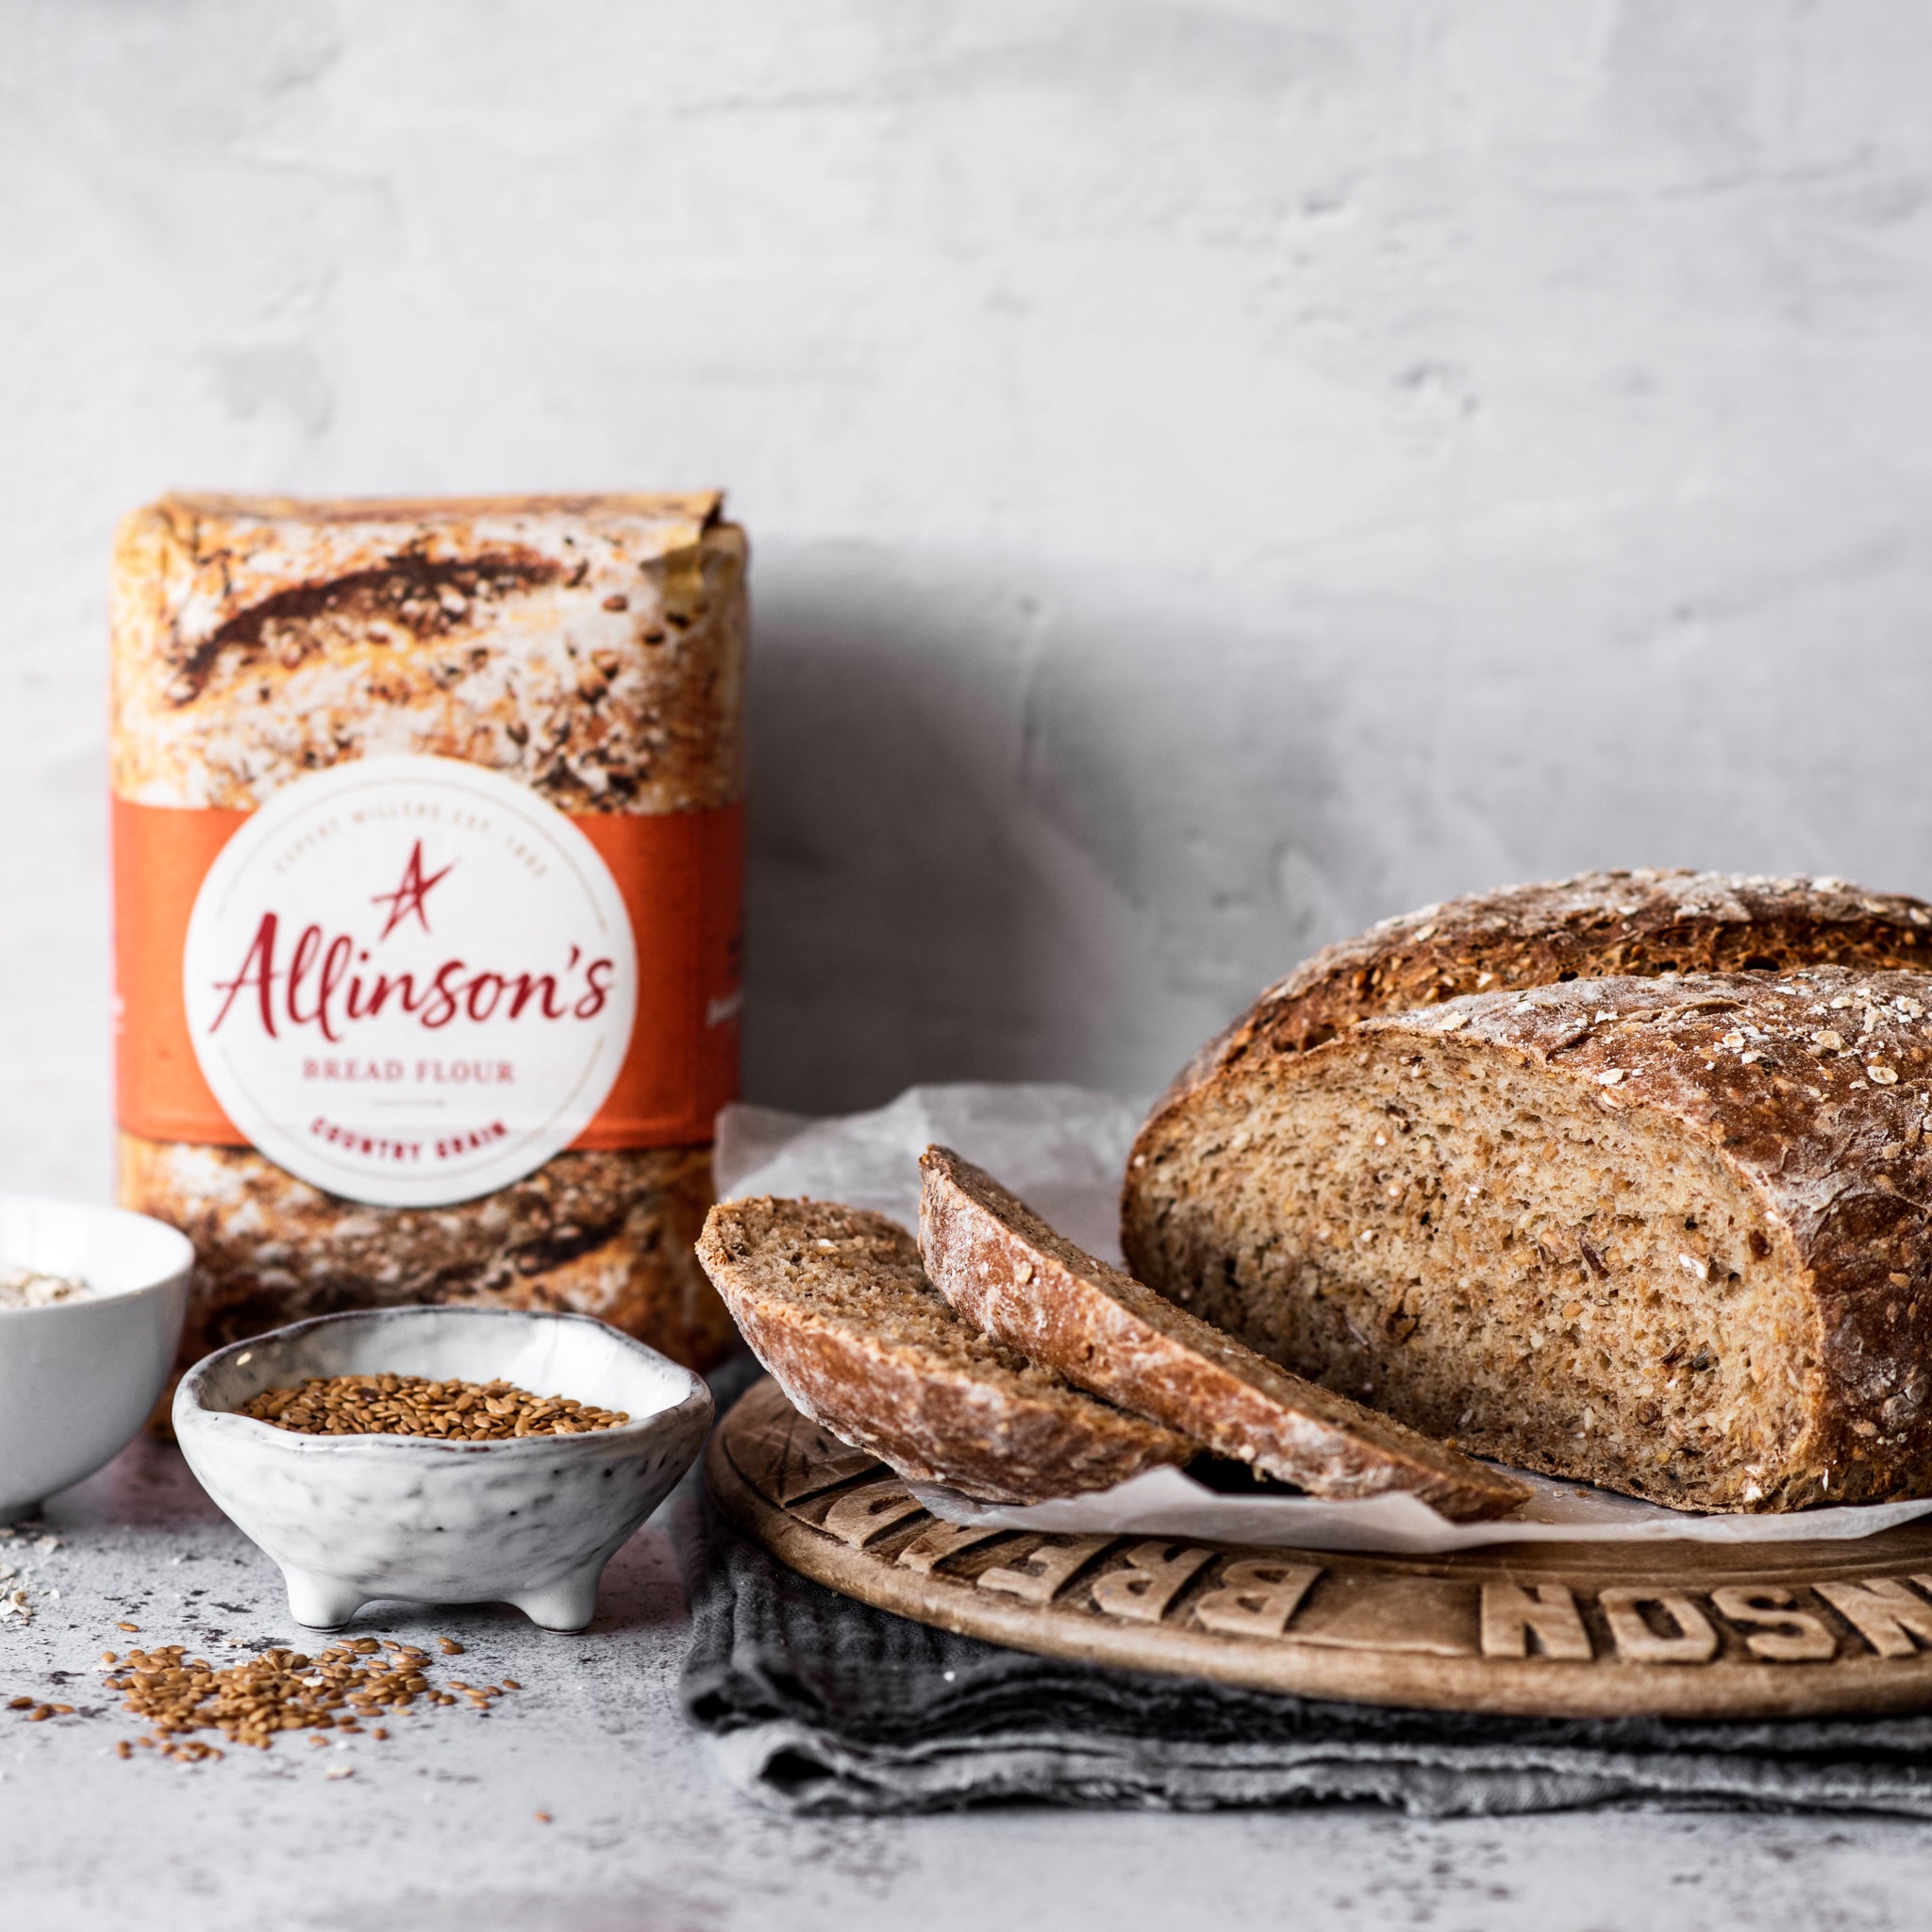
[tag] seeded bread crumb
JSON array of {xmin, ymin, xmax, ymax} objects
[
  {"xmin": 919, "ymin": 1144, "xmax": 1525, "ymax": 1522},
  {"xmin": 1127, "ymin": 966, "xmax": 1932, "ymax": 1512}
]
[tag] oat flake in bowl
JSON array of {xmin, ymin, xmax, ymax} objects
[
  {"xmin": 0, "ymin": 1198, "xmax": 192, "ymax": 1517},
  {"xmin": 0, "ymin": 1266, "xmax": 90, "ymax": 1309}
]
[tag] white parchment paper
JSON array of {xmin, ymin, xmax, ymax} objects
[
  {"xmin": 716, "ymin": 1083, "xmax": 1932, "ymax": 1553},
  {"xmin": 716, "ymin": 1082, "xmax": 1144, "ymax": 1264},
  {"xmin": 903, "ymin": 1468, "xmax": 1932, "ymax": 1556}
]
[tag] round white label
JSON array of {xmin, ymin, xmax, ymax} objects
[{"xmin": 183, "ymin": 756, "xmax": 638, "ymax": 1208}]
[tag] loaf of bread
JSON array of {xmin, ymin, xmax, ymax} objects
[
  {"xmin": 697, "ymin": 1196, "xmax": 1195, "ymax": 1504},
  {"xmin": 1125, "ymin": 962, "xmax": 1932, "ymax": 1511},
  {"xmin": 111, "ymin": 493, "xmax": 747, "ymax": 1374},
  {"xmin": 919, "ymin": 1145, "xmax": 1525, "ymax": 1521}
]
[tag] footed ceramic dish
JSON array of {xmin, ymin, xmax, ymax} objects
[{"xmin": 175, "ymin": 1306, "xmax": 712, "ymax": 1631}]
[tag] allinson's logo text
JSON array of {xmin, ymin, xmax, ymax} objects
[
  {"xmin": 205, "ymin": 837, "xmax": 617, "ymax": 1043},
  {"xmin": 181, "ymin": 757, "xmax": 639, "ymax": 1209}
]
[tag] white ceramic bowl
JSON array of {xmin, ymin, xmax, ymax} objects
[
  {"xmin": 174, "ymin": 1306, "xmax": 712, "ymax": 1631},
  {"xmin": 0, "ymin": 1196, "xmax": 193, "ymax": 1518}
]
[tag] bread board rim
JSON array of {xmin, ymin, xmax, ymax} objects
[{"xmin": 708, "ymin": 1376, "xmax": 1932, "ymax": 1721}]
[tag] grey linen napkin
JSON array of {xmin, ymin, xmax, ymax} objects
[{"xmin": 675, "ymin": 1497, "xmax": 1932, "ymax": 1818}]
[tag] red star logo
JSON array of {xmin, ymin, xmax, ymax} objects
[{"xmin": 371, "ymin": 839, "xmax": 455, "ymax": 941}]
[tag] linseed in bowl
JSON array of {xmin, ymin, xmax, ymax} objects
[{"xmin": 237, "ymin": 1374, "xmax": 629, "ymax": 1440}]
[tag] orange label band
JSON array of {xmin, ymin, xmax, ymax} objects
[{"xmin": 113, "ymin": 794, "xmax": 742, "ymax": 1154}]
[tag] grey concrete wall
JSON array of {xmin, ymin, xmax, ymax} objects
[{"xmin": 5, "ymin": 0, "xmax": 1932, "ymax": 1193}]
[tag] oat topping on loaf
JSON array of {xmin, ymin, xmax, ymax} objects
[
  {"xmin": 697, "ymin": 1196, "xmax": 1195, "ymax": 1505},
  {"xmin": 919, "ymin": 1145, "xmax": 1526, "ymax": 1522},
  {"xmin": 1151, "ymin": 870, "xmax": 1932, "ymax": 1116},
  {"xmin": 1126, "ymin": 965, "xmax": 1932, "ymax": 1512}
]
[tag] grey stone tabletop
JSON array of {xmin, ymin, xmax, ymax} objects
[{"xmin": 2, "ymin": 1436, "xmax": 1927, "ymax": 1932}]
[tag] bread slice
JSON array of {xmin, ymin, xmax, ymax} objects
[
  {"xmin": 697, "ymin": 1195, "xmax": 1194, "ymax": 1504},
  {"xmin": 919, "ymin": 1145, "xmax": 1527, "ymax": 1523},
  {"xmin": 1123, "ymin": 964, "xmax": 1932, "ymax": 1512}
]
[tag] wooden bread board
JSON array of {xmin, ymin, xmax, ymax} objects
[{"xmin": 708, "ymin": 1376, "xmax": 1932, "ymax": 1719}]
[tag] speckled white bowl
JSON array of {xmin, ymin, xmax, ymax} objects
[
  {"xmin": 0, "ymin": 1197, "xmax": 193, "ymax": 1518},
  {"xmin": 174, "ymin": 1306, "xmax": 712, "ymax": 1631}
]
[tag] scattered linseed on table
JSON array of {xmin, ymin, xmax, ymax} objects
[
  {"xmin": 18, "ymin": 1633, "xmax": 525, "ymax": 1764},
  {"xmin": 237, "ymin": 1374, "xmax": 629, "ymax": 1440},
  {"xmin": 9, "ymin": 1632, "xmax": 523, "ymax": 1765}
]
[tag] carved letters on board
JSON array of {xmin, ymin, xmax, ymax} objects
[
  {"xmin": 716, "ymin": 1378, "xmax": 1932, "ymax": 1708},
  {"xmin": 1479, "ymin": 1581, "xmax": 1591, "ymax": 1661},
  {"xmin": 792, "ymin": 1475, "xmax": 1932, "ymax": 1668}
]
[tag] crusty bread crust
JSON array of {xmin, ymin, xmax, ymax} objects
[
  {"xmin": 919, "ymin": 1145, "xmax": 1525, "ymax": 1522},
  {"xmin": 110, "ymin": 492, "xmax": 747, "ymax": 1376},
  {"xmin": 698, "ymin": 1196, "xmax": 1194, "ymax": 1505},
  {"xmin": 1127, "ymin": 964, "xmax": 1932, "ymax": 1511},
  {"xmin": 1136, "ymin": 870, "xmax": 1932, "ymax": 1145}
]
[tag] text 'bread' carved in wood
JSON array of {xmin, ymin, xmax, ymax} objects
[
  {"xmin": 894, "ymin": 1521, "xmax": 1006, "ymax": 1575},
  {"xmin": 820, "ymin": 1478, "xmax": 924, "ymax": 1549},
  {"xmin": 1480, "ymin": 1581, "xmax": 1591, "ymax": 1661},
  {"xmin": 1814, "ymin": 1575, "xmax": 1932, "ymax": 1658},
  {"xmin": 1088, "ymin": 1543, "xmax": 1215, "ymax": 1624},
  {"xmin": 715, "ymin": 1381, "xmax": 1932, "ymax": 1718},
  {"xmin": 774, "ymin": 1413, "xmax": 880, "ymax": 1505},
  {"xmin": 1193, "ymin": 1560, "xmax": 1323, "ymax": 1640},
  {"xmin": 1708, "ymin": 1586, "xmax": 1836, "ymax": 1662},
  {"xmin": 978, "ymin": 1535, "xmax": 1114, "ymax": 1606}
]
